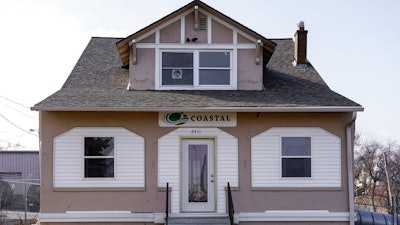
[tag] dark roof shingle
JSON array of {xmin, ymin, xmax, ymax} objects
[{"xmin": 32, "ymin": 37, "xmax": 362, "ymax": 112}]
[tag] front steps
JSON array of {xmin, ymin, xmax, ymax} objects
[{"xmin": 166, "ymin": 215, "xmax": 231, "ymax": 225}]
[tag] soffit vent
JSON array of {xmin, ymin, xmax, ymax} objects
[{"xmin": 199, "ymin": 17, "xmax": 207, "ymax": 30}]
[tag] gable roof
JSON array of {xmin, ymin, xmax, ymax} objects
[
  {"xmin": 32, "ymin": 37, "xmax": 362, "ymax": 112},
  {"xmin": 116, "ymin": 0, "xmax": 276, "ymax": 67}
]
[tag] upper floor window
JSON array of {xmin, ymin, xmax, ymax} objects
[
  {"xmin": 160, "ymin": 50, "xmax": 233, "ymax": 89},
  {"xmin": 281, "ymin": 137, "xmax": 311, "ymax": 178},
  {"xmin": 84, "ymin": 137, "xmax": 114, "ymax": 178}
]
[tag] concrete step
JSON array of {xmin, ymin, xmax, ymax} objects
[{"xmin": 167, "ymin": 216, "xmax": 230, "ymax": 225}]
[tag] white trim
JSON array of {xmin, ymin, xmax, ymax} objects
[
  {"xmin": 207, "ymin": 15, "xmax": 212, "ymax": 44},
  {"xmin": 136, "ymin": 43, "xmax": 256, "ymax": 49},
  {"xmin": 39, "ymin": 211, "xmax": 165, "ymax": 223},
  {"xmin": 233, "ymin": 30, "xmax": 237, "ymax": 44},
  {"xmin": 180, "ymin": 17, "xmax": 185, "ymax": 44},
  {"xmin": 232, "ymin": 48, "xmax": 238, "ymax": 89},
  {"xmin": 155, "ymin": 43, "xmax": 160, "ymax": 88},
  {"xmin": 155, "ymin": 31, "xmax": 160, "ymax": 44},
  {"xmin": 239, "ymin": 211, "xmax": 350, "ymax": 222},
  {"xmin": 158, "ymin": 49, "xmax": 235, "ymax": 90}
]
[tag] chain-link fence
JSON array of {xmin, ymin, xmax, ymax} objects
[{"xmin": 0, "ymin": 179, "xmax": 39, "ymax": 225}]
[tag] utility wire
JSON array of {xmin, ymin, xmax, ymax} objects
[
  {"xmin": 0, "ymin": 132, "xmax": 29, "ymax": 142},
  {"xmin": 0, "ymin": 113, "xmax": 38, "ymax": 137},
  {"xmin": 0, "ymin": 95, "xmax": 30, "ymax": 109},
  {"xmin": 0, "ymin": 100, "xmax": 38, "ymax": 120}
]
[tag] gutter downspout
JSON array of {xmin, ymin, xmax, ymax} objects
[{"xmin": 347, "ymin": 112, "xmax": 357, "ymax": 225}]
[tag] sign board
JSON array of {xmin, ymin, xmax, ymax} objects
[{"xmin": 159, "ymin": 112, "xmax": 237, "ymax": 127}]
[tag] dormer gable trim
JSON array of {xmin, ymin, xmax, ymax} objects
[{"xmin": 116, "ymin": 0, "xmax": 276, "ymax": 67}]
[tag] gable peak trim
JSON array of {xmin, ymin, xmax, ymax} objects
[{"xmin": 116, "ymin": 0, "xmax": 276, "ymax": 67}]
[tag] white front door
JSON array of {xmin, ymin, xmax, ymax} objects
[{"xmin": 181, "ymin": 139, "xmax": 215, "ymax": 212}]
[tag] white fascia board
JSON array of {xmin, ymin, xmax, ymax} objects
[
  {"xmin": 32, "ymin": 106, "xmax": 364, "ymax": 112},
  {"xmin": 137, "ymin": 43, "xmax": 256, "ymax": 49},
  {"xmin": 239, "ymin": 211, "xmax": 350, "ymax": 222}
]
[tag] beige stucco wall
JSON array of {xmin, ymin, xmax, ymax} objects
[
  {"xmin": 237, "ymin": 49, "xmax": 263, "ymax": 90},
  {"xmin": 39, "ymin": 111, "xmax": 353, "ymax": 215},
  {"xmin": 160, "ymin": 20, "xmax": 181, "ymax": 43},
  {"xmin": 129, "ymin": 48, "xmax": 155, "ymax": 90},
  {"xmin": 211, "ymin": 19, "xmax": 233, "ymax": 43}
]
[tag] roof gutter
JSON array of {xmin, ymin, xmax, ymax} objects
[{"xmin": 31, "ymin": 106, "xmax": 364, "ymax": 112}]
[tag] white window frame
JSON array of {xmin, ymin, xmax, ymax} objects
[
  {"xmin": 280, "ymin": 136, "xmax": 312, "ymax": 179},
  {"xmin": 83, "ymin": 136, "xmax": 116, "ymax": 179},
  {"xmin": 157, "ymin": 49, "xmax": 236, "ymax": 90}
]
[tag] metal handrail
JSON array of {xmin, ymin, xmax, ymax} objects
[
  {"xmin": 165, "ymin": 182, "xmax": 169, "ymax": 225},
  {"xmin": 227, "ymin": 182, "xmax": 235, "ymax": 225}
]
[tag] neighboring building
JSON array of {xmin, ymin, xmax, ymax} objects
[
  {"xmin": 0, "ymin": 151, "xmax": 40, "ymax": 181},
  {"xmin": 0, "ymin": 150, "xmax": 40, "ymax": 211},
  {"xmin": 32, "ymin": 1, "xmax": 363, "ymax": 225}
]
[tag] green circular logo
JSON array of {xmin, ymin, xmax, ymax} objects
[{"xmin": 163, "ymin": 112, "xmax": 189, "ymax": 125}]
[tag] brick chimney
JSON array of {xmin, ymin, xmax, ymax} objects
[{"xmin": 294, "ymin": 21, "xmax": 308, "ymax": 65}]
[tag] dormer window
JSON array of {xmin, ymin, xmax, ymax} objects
[{"xmin": 159, "ymin": 50, "xmax": 233, "ymax": 90}]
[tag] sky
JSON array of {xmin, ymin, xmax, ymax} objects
[{"xmin": 0, "ymin": 0, "xmax": 399, "ymax": 150}]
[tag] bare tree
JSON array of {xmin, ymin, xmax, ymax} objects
[
  {"xmin": 381, "ymin": 142, "xmax": 400, "ymax": 213},
  {"xmin": 0, "ymin": 142, "xmax": 24, "ymax": 151},
  {"xmin": 354, "ymin": 135, "xmax": 400, "ymax": 213},
  {"xmin": 354, "ymin": 139, "xmax": 385, "ymax": 211}
]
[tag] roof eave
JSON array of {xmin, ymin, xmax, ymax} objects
[{"xmin": 31, "ymin": 106, "xmax": 364, "ymax": 113}]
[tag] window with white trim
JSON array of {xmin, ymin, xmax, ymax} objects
[
  {"xmin": 84, "ymin": 137, "xmax": 114, "ymax": 178},
  {"xmin": 160, "ymin": 50, "xmax": 232, "ymax": 89},
  {"xmin": 281, "ymin": 137, "xmax": 311, "ymax": 178}
]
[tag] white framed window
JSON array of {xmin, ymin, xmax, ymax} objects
[
  {"xmin": 159, "ymin": 50, "xmax": 233, "ymax": 89},
  {"xmin": 281, "ymin": 137, "xmax": 311, "ymax": 178},
  {"xmin": 84, "ymin": 137, "xmax": 115, "ymax": 178}
]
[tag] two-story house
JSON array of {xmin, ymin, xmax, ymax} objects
[{"xmin": 32, "ymin": 1, "xmax": 363, "ymax": 225}]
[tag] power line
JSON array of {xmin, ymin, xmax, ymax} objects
[
  {"xmin": 0, "ymin": 132, "xmax": 29, "ymax": 142},
  {"xmin": 0, "ymin": 95, "xmax": 30, "ymax": 109},
  {"xmin": 0, "ymin": 100, "xmax": 38, "ymax": 120},
  {"xmin": 0, "ymin": 113, "xmax": 38, "ymax": 137}
]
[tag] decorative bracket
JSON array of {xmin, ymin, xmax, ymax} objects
[
  {"xmin": 130, "ymin": 39, "xmax": 137, "ymax": 65},
  {"xmin": 194, "ymin": 5, "xmax": 199, "ymax": 31},
  {"xmin": 255, "ymin": 39, "xmax": 263, "ymax": 65}
]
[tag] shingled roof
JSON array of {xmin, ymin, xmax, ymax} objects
[{"xmin": 32, "ymin": 37, "xmax": 362, "ymax": 112}]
